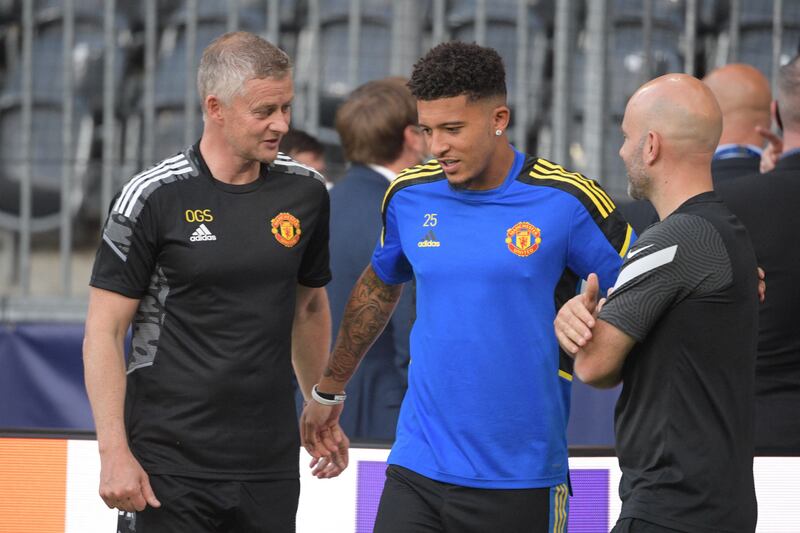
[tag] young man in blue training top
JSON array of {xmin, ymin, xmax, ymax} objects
[{"xmin": 301, "ymin": 42, "xmax": 634, "ymax": 533}]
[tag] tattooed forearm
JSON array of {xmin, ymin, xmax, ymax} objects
[{"xmin": 323, "ymin": 265, "xmax": 403, "ymax": 384}]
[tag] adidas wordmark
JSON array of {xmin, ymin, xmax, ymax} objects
[{"xmin": 190, "ymin": 224, "xmax": 217, "ymax": 242}]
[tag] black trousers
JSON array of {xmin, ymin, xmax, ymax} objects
[
  {"xmin": 116, "ymin": 474, "xmax": 300, "ymax": 533},
  {"xmin": 373, "ymin": 465, "xmax": 568, "ymax": 533},
  {"xmin": 611, "ymin": 517, "xmax": 688, "ymax": 533}
]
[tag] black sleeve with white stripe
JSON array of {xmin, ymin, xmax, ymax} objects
[
  {"xmin": 90, "ymin": 190, "xmax": 160, "ymax": 299},
  {"xmin": 598, "ymin": 214, "xmax": 733, "ymax": 342}
]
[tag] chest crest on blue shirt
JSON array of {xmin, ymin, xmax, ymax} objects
[{"xmin": 505, "ymin": 221, "xmax": 542, "ymax": 257}]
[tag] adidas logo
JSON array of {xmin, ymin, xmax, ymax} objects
[
  {"xmin": 190, "ymin": 223, "xmax": 217, "ymax": 242},
  {"xmin": 417, "ymin": 230, "xmax": 440, "ymax": 248}
]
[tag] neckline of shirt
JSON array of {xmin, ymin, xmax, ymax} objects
[
  {"xmin": 448, "ymin": 147, "xmax": 525, "ymax": 200},
  {"xmin": 672, "ymin": 190, "xmax": 720, "ymax": 215},
  {"xmin": 192, "ymin": 142, "xmax": 267, "ymax": 194}
]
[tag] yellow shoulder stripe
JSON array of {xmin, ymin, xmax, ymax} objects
[
  {"xmin": 381, "ymin": 168, "xmax": 444, "ymax": 214},
  {"xmin": 530, "ymin": 167, "xmax": 610, "ymax": 218},
  {"xmin": 536, "ymin": 159, "xmax": 616, "ymax": 211},
  {"xmin": 558, "ymin": 369, "xmax": 573, "ymax": 382},
  {"xmin": 396, "ymin": 161, "xmax": 441, "ymax": 178},
  {"xmin": 619, "ymin": 223, "xmax": 633, "ymax": 258}
]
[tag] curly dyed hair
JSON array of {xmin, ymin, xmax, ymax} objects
[{"xmin": 408, "ymin": 41, "xmax": 506, "ymax": 101}]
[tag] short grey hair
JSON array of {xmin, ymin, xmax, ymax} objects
[
  {"xmin": 778, "ymin": 55, "xmax": 800, "ymax": 126},
  {"xmin": 197, "ymin": 31, "xmax": 291, "ymax": 112}
]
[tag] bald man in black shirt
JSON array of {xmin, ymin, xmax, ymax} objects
[{"xmin": 555, "ymin": 74, "xmax": 758, "ymax": 533}]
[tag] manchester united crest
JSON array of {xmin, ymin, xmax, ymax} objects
[
  {"xmin": 505, "ymin": 221, "xmax": 541, "ymax": 257},
  {"xmin": 270, "ymin": 212, "xmax": 302, "ymax": 247}
]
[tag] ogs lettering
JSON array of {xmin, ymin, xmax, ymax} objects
[{"xmin": 185, "ymin": 209, "xmax": 214, "ymax": 223}]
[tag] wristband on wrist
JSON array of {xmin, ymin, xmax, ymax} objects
[{"xmin": 311, "ymin": 384, "xmax": 347, "ymax": 406}]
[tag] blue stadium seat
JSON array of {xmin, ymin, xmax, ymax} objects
[
  {"xmin": 612, "ymin": 0, "xmax": 685, "ymax": 28},
  {"xmin": 736, "ymin": 0, "xmax": 800, "ymax": 27},
  {"xmin": 0, "ymin": 3, "xmax": 113, "ymax": 231},
  {"xmin": 739, "ymin": 28, "xmax": 800, "ymax": 78},
  {"xmin": 318, "ymin": 0, "xmax": 393, "ymax": 97},
  {"xmin": 709, "ymin": 0, "xmax": 800, "ymax": 77},
  {"xmin": 573, "ymin": 23, "xmax": 681, "ymax": 120},
  {"xmin": 0, "ymin": 99, "xmax": 93, "ymax": 231},
  {"xmin": 1, "ymin": 14, "xmax": 128, "ymax": 112},
  {"xmin": 448, "ymin": 0, "xmax": 546, "ymax": 105}
]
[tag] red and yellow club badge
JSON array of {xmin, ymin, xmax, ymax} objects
[
  {"xmin": 270, "ymin": 212, "xmax": 301, "ymax": 247},
  {"xmin": 505, "ymin": 221, "xmax": 542, "ymax": 257}
]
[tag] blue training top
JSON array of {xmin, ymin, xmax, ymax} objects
[{"xmin": 371, "ymin": 149, "xmax": 634, "ymax": 489}]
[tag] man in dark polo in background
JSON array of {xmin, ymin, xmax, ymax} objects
[
  {"xmin": 717, "ymin": 55, "xmax": 800, "ymax": 454},
  {"xmin": 620, "ymin": 62, "xmax": 772, "ymax": 234},
  {"xmin": 327, "ymin": 78, "xmax": 425, "ymax": 441},
  {"xmin": 555, "ymin": 74, "xmax": 758, "ymax": 533}
]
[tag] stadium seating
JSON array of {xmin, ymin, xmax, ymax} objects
[{"xmin": 0, "ymin": 2, "xmax": 112, "ymax": 232}]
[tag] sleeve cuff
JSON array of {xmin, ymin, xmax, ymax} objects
[
  {"xmin": 298, "ymin": 274, "xmax": 332, "ymax": 288},
  {"xmin": 89, "ymin": 278, "xmax": 146, "ymax": 299},
  {"xmin": 598, "ymin": 309, "xmax": 646, "ymax": 343},
  {"xmin": 371, "ymin": 258, "xmax": 411, "ymax": 286}
]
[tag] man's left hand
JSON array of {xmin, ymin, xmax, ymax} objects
[
  {"xmin": 300, "ymin": 400, "xmax": 343, "ymax": 460},
  {"xmin": 308, "ymin": 424, "xmax": 350, "ymax": 479}
]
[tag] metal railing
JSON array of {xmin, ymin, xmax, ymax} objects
[{"xmin": 0, "ymin": 0, "xmax": 796, "ymax": 321}]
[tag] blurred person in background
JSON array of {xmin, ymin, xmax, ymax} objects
[
  {"xmin": 325, "ymin": 77, "xmax": 425, "ymax": 442},
  {"xmin": 717, "ymin": 55, "xmax": 800, "ymax": 454},
  {"xmin": 280, "ymin": 128, "xmax": 329, "ymax": 182},
  {"xmin": 83, "ymin": 31, "xmax": 346, "ymax": 533},
  {"xmin": 703, "ymin": 63, "xmax": 772, "ymax": 182}
]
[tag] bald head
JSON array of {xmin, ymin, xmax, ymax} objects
[
  {"xmin": 620, "ymin": 74, "xmax": 721, "ymax": 214},
  {"xmin": 702, "ymin": 63, "xmax": 771, "ymax": 145},
  {"xmin": 625, "ymin": 73, "xmax": 722, "ymax": 156},
  {"xmin": 703, "ymin": 64, "xmax": 771, "ymax": 117}
]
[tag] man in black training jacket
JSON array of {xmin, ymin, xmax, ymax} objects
[
  {"xmin": 555, "ymin": 74, "xmax": 758, "ymax": 533},
  {"xmin": 84, "ymin": 32, "xmax": 347, "ymax": 533}
]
